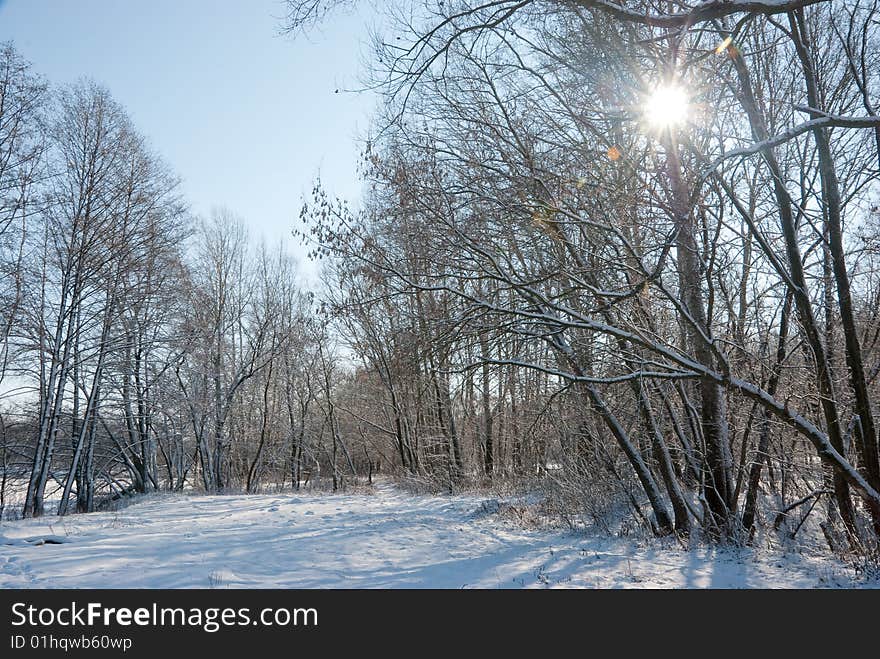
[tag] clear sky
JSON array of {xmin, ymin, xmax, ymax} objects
[{"xmin": 0, "ymin": 0, "xmax": 378, "ymax": 282}]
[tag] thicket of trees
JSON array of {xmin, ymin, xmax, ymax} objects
[
  {"xmin": 0, "ymin": 46, "xmax": 357, "ymax": 519},
  {"xmin": 3, "ymin": 0, "xmax": 880, "ymax": 559},
  {"xmin": 287, "ymin": 0, "xmax": 880, "ymax": 553}
]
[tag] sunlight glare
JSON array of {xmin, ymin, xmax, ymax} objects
[{"xmin": 645, "ymin": 85, "xmax": 689, "ymax": 129}]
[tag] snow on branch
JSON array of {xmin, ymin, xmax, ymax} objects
[
  {"xmin": 478, "ymin": 358, "xmax": 699, "ymax": 384},
  {"xmin": 574, "ymin": 0, "xmax": 829, "ymax": 28},
  {"xmin": 700, "ymin": 112, "xmax": 880, "ymax": 180}
]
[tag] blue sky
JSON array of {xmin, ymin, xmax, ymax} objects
[{"xmin": 0, "ymin": 0, "xmax": 378, "ymax": 278}]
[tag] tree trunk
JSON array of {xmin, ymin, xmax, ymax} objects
[{"xmin": 665, "ymin": 130, "xmax": 735, "ymax": 533}]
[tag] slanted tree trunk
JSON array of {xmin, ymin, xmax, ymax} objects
[
  {"xmin": 727, "ymin": 42, "xmax": 861, "ymax": 539},
  {"xmin": 742, "ymin": 292, "xmax": 793, "ymax": 535},
  {"xmin": 788, "ymin": 10, "xmax": 880, "ymax": 535},
  {"xmin": 665, "ymin": 130, "xmax": 734, "ymax": 533}
]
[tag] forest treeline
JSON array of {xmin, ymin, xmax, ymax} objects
[
  {"xmin": 2, "ymin": 0, "xmax": 880, "ymax": 557},
  {"xmin": 0, "ymin": 46, "xmax": 332, "ymax": 518}
]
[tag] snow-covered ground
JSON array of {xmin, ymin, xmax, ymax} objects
[{"xmin": 0, "ymin": 482, "xmax": 875, "ymax": 588}]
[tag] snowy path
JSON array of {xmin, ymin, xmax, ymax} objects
[{"xmin": 0, "ymin": 483, "xmax": 873, "ymax": 588}]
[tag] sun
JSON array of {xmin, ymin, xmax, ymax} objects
[{"xmin": 644, "ymin": 84, "xmax": 689, "ymax": 129}]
